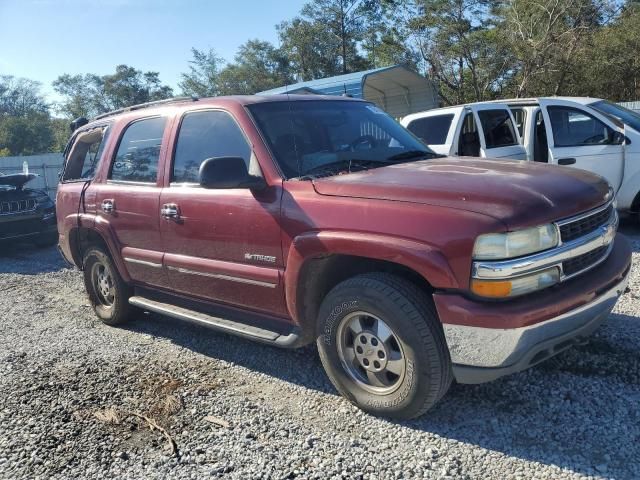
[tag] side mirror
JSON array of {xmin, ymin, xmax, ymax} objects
[
  {"xmin": 199, "ymin": 157, "xmax": 266, "ymax": 190},
  {"xmin": 611, "ymin": 131, "xmax": 629, "ymax": 145}
]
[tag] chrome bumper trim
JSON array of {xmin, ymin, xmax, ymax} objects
[
  {"xmin": 473, "ymin": 208, "xmax": 618, "ymax": 281},
  {"xmin": 443, "ymin": 269, "xmax": 629, "ymax": 370}
]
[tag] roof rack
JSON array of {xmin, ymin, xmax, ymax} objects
[{"xmin": 93, "ymin": 96, "xmax": 199, "ymax": 120}]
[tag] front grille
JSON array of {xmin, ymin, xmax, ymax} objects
[
  {"xmin": 562, "ymin": 245, "xmax": 608, "ymax": 276},
  {"xmin": 0, "ymin": 199, "xmax": 37, "ymax": 215},
  {"xmin": 559, "ymin": 204, "xmax": 613, "ymax": 242}
]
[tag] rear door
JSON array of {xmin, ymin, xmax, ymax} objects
[
  {"xmin": 469, "ymin": 104, "xmax": 527, "ymax": 160},
  {"xmin": 403, "ymin": 109, "xmax": 461, "ymax": 155},
  {"xmin": 159, "ymin": 109, "xmax": 287, "ymax": 316},
  {"xmin": 539, "ymin": 99, "xmax": 625, "ymax": 191},
  {"xmin": 92, "ymin": 115, "xmax": 170, "ymax": 288}
]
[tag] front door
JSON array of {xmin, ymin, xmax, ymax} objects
[
  {"xmin": 93, "ymin": 115, "xmax": 170, "ymax": 288},
  {"xmin": 159, "ymin": 109, "xmax": 286, "ymax": 316},
  {"xmin": 539, "ymin": 99, "xmax": 625, "ymax": 191}
]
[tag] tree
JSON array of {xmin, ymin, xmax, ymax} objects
[
  {"xmin": 218, "ymin": 40, "xmax": 294, "ymax": 94},
  {"xmin": 278, "ymin": 0, "xmax": 375, "ymax": 80},
  {"xmin": 501, "ymin": 0, "xmax": 618, "ymax": 97},
  {"xmin": 0, "ymin": 76, "xmax": 54, "ymax": 155},
  {"xmin": 179, "ymin": 48, "xmax": 224, "ymax": 97},
  {"xmin": 53, "ymin": 65, "xmax": 174, "ymax": 119},
  {"xmin": 396, "ymin": 0, "xmax": 510, "ymax": 105},
  {"xmin": 569, "ymin": 2, "xmax": 640, "ymax": 99}
]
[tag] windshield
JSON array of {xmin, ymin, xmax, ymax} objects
[
  {"xmin": 248, "ymin": 100, "xmax": 438, "ymax": 179},
  {"xmin": 590, "ymin": 100, "xmax": 640, "ymax": 133}
]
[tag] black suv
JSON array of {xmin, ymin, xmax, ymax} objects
[{"xmin": 0, "ymin": 172, "xmax": 57, "ymax": 247}]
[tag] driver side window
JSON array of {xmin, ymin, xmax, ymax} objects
[{"xmin": 547, "ymin": 106, "xmax": 614, "ymax": 147}]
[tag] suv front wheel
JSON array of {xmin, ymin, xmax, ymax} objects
[
  {"xmin": 83, "ymin": 247, "xmax": 132, "ymax": 326},
  {"xmin": 317, "ymin": 273, "xmax": 452, "ymax": 419}
]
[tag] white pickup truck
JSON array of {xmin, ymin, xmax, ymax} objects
[{"xmin": 402, "ymin": 97, "xmax": 640, "ymax": 214}]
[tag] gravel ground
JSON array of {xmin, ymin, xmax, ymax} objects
[{"xmin": 1, "ymin": 223, "xmax": 639, "ymax": 480}]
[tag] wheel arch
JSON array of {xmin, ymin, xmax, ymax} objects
[
  {"xmin": 67, "ymin": 222, "xmax": 131, "ymax": 282},
  {"xmin": 285, "ymin": 231, "xmax": 457, "ymax": 341}
]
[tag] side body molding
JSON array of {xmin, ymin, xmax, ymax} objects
[{"xmin": 284, "ymin": 230, "xmax": 458, "ymax": 324}]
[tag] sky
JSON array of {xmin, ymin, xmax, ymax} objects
[{"xmin": 0, "ymin": 0, "xmax": 307, "ymax": 101}]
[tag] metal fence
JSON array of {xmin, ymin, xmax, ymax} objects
[{"xmin": 0, "ymin": 153, "xmax": 64, "ymax": 199}]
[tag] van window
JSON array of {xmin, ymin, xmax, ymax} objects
[
  {"xmin": 477, "ymin": 110, "xmax": 518, "ymax": 148},
  {"xmin": 406, "ymin": 114, "xmax": 454, "ymax": 145},
  {"xmin": 547, "ymin": 106, "xmax": 615, "ymax": 147},
  {"xmin": 110, "ymin": 117, "xmax": 166, "ymax": 183},
  {"xmin": 458, "ymin": 112, "xmax": 480, "ymax": 156},
  {"xmin": 63, "ymin": 127, "xmax": 110, "ymax": 181},
  {"xmin": 172, "ymin": 111, "xmax": 251, "ymax": 184}
]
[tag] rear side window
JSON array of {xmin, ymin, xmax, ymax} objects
[
  {"xmin": 406, "ymin": 114, "xmax": 453, "ymax": 145},
  {"xmin": 547, "ymin": 106, "xmax": 614, "ymax": 147},
  {"xmin": 477, "ymin": 110, "xmax": 518, "ymax": 148},
  {"xmin": 172, "ymin": 110, "xmax": 251, "ymax": 184},
  {"xmin": 110, "ymin": 117, "xmax": 166, "ymax": 183},
  {"xmin": 62, "ymin": 127, "xmax": 110, "ymax": 181}
]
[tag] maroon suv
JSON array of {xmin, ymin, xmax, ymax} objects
[{"xmin": 57, "ymin": 96, "xmax": 631, "ymax": 419}]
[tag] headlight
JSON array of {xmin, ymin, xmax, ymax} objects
[
  {"xmin": 471, "ymin": 267, "xmax": 560, "ymax": 298},
  {"xmin": 473, "ymin": 224, "xmax": 559, "ymax": 260}
]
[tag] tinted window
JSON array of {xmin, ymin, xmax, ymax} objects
[
  {"xmin": 548, "ymin": 106, "xmax": 614, "ymax": 147},
  {"xmin": 110, "ymin": 117, "xmax": 166, "ymax": 183},
  {"xmin": 173, "ymin": 111, "xmax": 251, "ymax": 183},
  {"xmin": 589, "ymin": 100, "xmax": 640, "ymax": 133},
  {"xmin": 406, "ymin": 114, "xmax": 453, "ymax": 145},
  {"xmin": 63, "ymin": 127, "xmax": 110, "ymax": 181},
  {"xmin": 477, "ymin": 110, "xmax": 518, "ymax": 148},
  {"xmin": 248, "ymin": 101, "xmax": 434, "ymax": 179}
]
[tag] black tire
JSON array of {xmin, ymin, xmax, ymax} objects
[
  {"xmin": 33, "ymin": 232, "xmax": 58, "ymax": 248},
  {"xmin": 82, "ymin": 247, "xmax": 132, "ymax": 326},
  {"xmin": 316, "ymin": 273, "xmax": 452, "ymax": 419}
]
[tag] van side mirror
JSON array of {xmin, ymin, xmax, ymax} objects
[
  {"xmin": 199, "ymin": 157, "xmax": 266, "ymax": 190},
  {"xmin": 611, "ymin": 131, "xmax": 629, "ymax": 145}
]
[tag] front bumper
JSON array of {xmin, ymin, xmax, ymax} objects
[
  {"xmin": 435, "ymin": 234, "xmax": 632, "ymax": 384},
  {"xmin": 0, "ymin": 212, "xmax": 57, "ymax": 242}
]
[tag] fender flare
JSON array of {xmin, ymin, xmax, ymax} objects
[
  {"xmin": 66, "ymin": 214, "xmax": 132, "ymax": 283},
  {"xmin": 284, "ymin": 230, "xmax": 458, "ymax": 324}
]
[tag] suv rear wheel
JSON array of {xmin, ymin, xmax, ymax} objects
[
  {"xmin": 83, "ymin": 247, "xmax": 132, "ymax": 325},
  {"xmin": 316, "ymin": 273, "xmax": 452, "ymax": 419}
]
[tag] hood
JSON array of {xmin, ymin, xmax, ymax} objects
[
  {"xmin": 312, "ymin": 158, "xmax": 611, "ymax": 229},
  {"xmin": 0, "ymin": 173, "xmax": 37, "ymax": 188}
]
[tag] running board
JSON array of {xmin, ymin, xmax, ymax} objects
[{"xmin": 128, "ymin": 296, "xmax": 301, "ymax": 347}]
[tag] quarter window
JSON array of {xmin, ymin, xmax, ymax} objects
[
  {"xmin": 110, "ymin": 117, "xmax": 166, "ymax": 183},
  {"xmin": 406, "ymin": 114, "xmax": 454, "ymax": 145},
  {"xmin": 547, "ymin": 106, "xmax": 615, "ymax": 147},
  {"xmin": 172, "ymin": 111, "xmax": 251, "ymax": 184},
  {"xmin": 477, "ymin": 109, "xmax": 518, "ymax": 148},
  {"xmin": 63, "ymin": 127, "xmax": 110, "ymax": 181}
]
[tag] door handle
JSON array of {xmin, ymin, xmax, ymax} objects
[
  {"xmin": 161, "ymin": 203, "xmax": 180, "ymax": 219},
  {"xmin": 101, "ymin": 199, "xmax": 115, "ymax": 214},
  {"xmin": 558, "ymin": 158, "xmax": 576, "ymax": 165}
]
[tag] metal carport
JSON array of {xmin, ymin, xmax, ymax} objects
[{"xmin": 257, "ymin": 65, "xmax": 439, "ymax": 118}]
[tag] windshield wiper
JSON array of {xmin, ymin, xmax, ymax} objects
[
  {"xmin": 299, "ymin": 158, "xmax": 389, "ymax": 179},
  {"xmin": 386, "ymin": 150, "xmax": 443, "ymax": 161}
]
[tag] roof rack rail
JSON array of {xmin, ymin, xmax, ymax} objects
[{"xmin": 93, "ymin": 96, "xmax": 199, "ymax": 120}]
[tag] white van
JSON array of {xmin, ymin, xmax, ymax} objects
[{"xmin": 402, "ymin": 97, "xmax": 640, "ymax": 214}]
